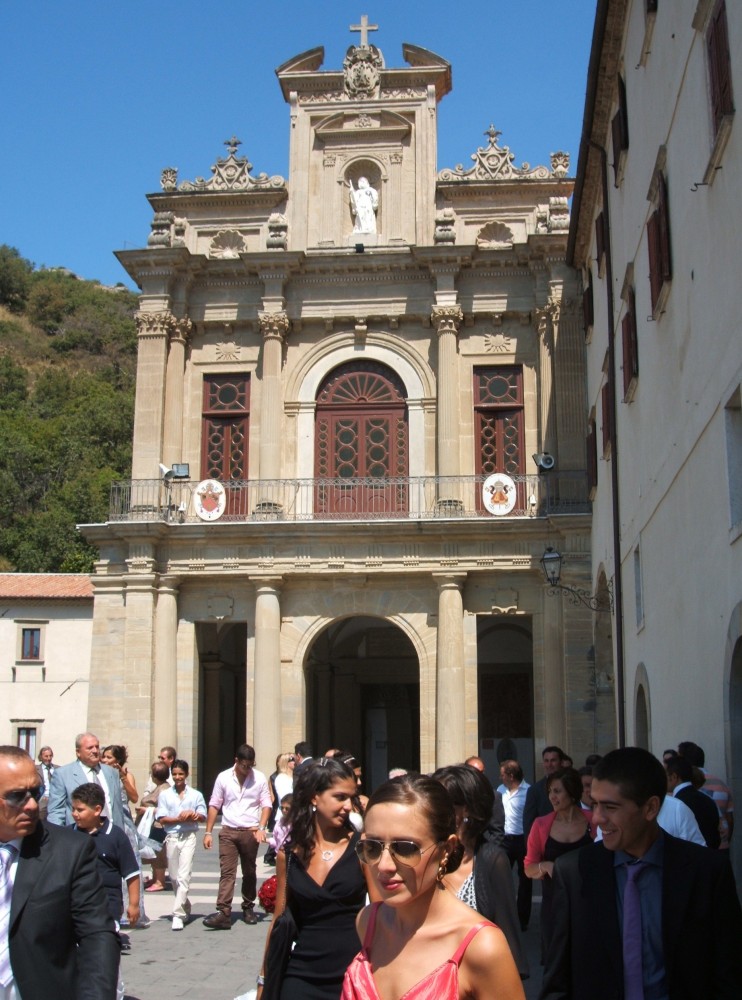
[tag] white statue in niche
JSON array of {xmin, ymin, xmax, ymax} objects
[{"xmin": 348, "ymin": 176, "xmax": 379, "ymax": 233}]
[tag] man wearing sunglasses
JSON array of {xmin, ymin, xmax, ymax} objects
[{"xmin": 0, "ymin": 745, "xmax": 119, "ymax": 999}]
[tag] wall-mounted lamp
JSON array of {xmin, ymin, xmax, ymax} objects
[{"xmin": 540, "ymin": 546, "xmax": 614, "ymax": 612}]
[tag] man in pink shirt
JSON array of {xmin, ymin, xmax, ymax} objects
[{"xmin": 202, "ymin": 744, "xmax": 271, "ymax": 928}]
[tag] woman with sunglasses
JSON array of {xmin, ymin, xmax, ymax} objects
[
  {"xmin": 257, "ymin": 757, "xmax": 366, "ymax": 1000},
  {"xmin": 342, "ymin": 775, "xmax": 525, "ymax": 1000},
  {"xmin": 433, "ymin": 764, "xmax": 529, "ymax": 980}
]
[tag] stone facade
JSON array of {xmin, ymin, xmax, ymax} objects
[
  {"xmin": 569, "ymin": 0, "xmax": 742, "ymax": 871},
  {"xmin": 82, "ymin": 24, "xmax": 604, "ymax": 792}
]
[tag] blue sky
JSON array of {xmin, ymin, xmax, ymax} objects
[{"xmin": 1, "ymin": 1, "xmax": 596, "ymax": 288}]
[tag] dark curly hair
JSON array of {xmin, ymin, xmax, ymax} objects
[
  {"xmin": 365, "ymin": 774, "xmax": 463, "ymax": 874},
  {"xmin": 432, "ymin": 764, "xmax": 494, "ymax": 852},
  {"xmin": 102, "ymin": 744, "xmax": 128, "ymax": 766},
  {"xmin": 285, "ymin": 757, "xmax": 356, "ymax": 859}
]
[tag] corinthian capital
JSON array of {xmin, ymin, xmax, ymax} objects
[
  {"xmin": 431, "ymin": 304, "xmax": 463, "ymax": 335},
  {"xmin": 171, "ymin": 317, "xmax": 193, "ymax": 345},
  {"xmin": 258, "ymin": 311, "xmax": 290, "ymax": 341},
  {"xmin": 136, "ymin": 310, "xmax": 175, "ymax": 339}
]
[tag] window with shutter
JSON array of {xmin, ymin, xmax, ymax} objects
[
  {"xmin": 595, "ymin": 212, "xmax": 606, "ymax": 277},
  {"xmin": 601, "ymin": 381, "xmax": 613, "ymax": 458},
  {"xmin": 622, "ymin": 288, "xmax": 639, "ymax": 401},
  {"xmin": 587, "ymin": 417, "xmax": 598, "ymax": 497},
  {"xmin": 582, "ymin": 270, "xmax": 594, "ymax": 335},
  {"xmin": 612, "ymin": 76, "xmax": 630, "ymax": 186},
  {"xmin": 647, "ymin": 170, "xmax": 672, "ymax": 316},
  {"xmin": 708, "ymin": 1, "xmax": 734, "ymax": 137},
  {"xmin": 201, "ymin": 374, "xmax": 250, "ymax": 516}
]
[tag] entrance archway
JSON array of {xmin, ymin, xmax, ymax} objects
[
  {"xmin": 305, "ymin": 616, "xmax": 419, "ymax": 791},
  {"xmin": 197, "ymin": 621, "xmax": 247, "ymax": 795}
]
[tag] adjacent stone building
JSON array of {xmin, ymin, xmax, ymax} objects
[
  {"xmin": 82, "ymin": 22, "xmax": 604, "ymax": 792},
  {"xmin": 569, "ymin": 0, "xmax": 741, "ymax": 870}
]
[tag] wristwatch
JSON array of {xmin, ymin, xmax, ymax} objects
[{"xmin": 258, "ymin": 825, "xmax": 268, "ymax": 832}]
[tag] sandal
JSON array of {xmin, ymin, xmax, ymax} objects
[{"xmin": 145, "ymin": 883, "xmax": 166, "ymax": 892}]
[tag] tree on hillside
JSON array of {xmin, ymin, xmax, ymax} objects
[{"xmin": 0, "ymin": 245, "xmax": 34, "ymax": 313}]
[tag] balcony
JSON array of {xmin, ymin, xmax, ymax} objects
[{"xmin": 108, "ymin": 473, "xmax": 590, "ymax": 524}]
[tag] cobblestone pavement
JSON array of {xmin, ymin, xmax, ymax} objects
[{"xmin": 122, "ymin": 831, "xmax": 545, "ymax": 1000}]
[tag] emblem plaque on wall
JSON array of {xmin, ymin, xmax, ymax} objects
[
  {"xmin": 194, "ymin": 480, "xmax": 227, "ymax": 521},
  {"xmin": 482, "ymin": 473, "xmax": 516, "ymax": 516}
]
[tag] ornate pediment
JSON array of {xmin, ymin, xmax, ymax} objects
[
  {"xmin": 161, "ymin": 136, "xmax": 285, "ymax": 193},
  {"xmin": 438, "ymin": 125, "xmax": 569, "ymax": 183}
]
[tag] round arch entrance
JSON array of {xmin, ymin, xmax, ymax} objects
[{"xmin": 305, "ymin": 616, "xmax": 420, "ymax": 791}]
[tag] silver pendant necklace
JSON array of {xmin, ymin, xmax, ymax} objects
[{"xmin": 321, "ymin": 848, "xmax": 334, "ymax": 861}]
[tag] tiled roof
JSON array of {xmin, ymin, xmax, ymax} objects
[{"xmin": 0, "ymin": 574, "xmax": 94, "ymax": 599}]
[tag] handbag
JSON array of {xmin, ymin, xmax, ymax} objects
[{"xmin": 261, "ymin": 852, "xmax": 297, "ymax": 1000}]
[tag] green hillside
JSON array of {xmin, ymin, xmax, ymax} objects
[{"xmin": 0, "ymin": 245, "xmax": 138, "ymax": 572}]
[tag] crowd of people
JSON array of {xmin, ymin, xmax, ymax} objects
[{"xmin": 1, "ymin": 734, "xmax": 741, "ymax": 999}]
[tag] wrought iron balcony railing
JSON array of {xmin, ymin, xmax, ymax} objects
[{"xmin": 108, "ymin": 473, "xmax": 590, "ymax": 524}]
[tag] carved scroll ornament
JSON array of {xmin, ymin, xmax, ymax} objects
[{"xmin": 438, "ymin": 125, "xmax": 562, "ymax": 182}]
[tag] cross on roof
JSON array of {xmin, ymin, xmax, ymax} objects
[
  {"xmin": 349, "ymin": 14, "xmax": 378, "ymax": 48},
  {"xmin": 224, "ymin": 135, "xmax": 242, "ymax": 157}
]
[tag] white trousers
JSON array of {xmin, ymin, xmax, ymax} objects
[{"xmin": 165, "ymin": 831, "xmax": 197, "ymax": 919}]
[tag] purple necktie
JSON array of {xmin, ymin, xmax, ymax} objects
[
  {"xmin": 623, "ymin": 860, "xmax": 645, "ymax": 1000},
  {"xmin": 0, "ymin": 843, "xmax": 18, "ymax": 988}
]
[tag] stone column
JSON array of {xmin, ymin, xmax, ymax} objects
[
  {"xmin": 253, "ymin": 578, "xmax": 283, "ymax": 767},
  {"xmin": 131, "ymin": 311, "xmax": 172, "ymax": 479},
  {"xmin": 153, "ymin": 576, "xmax": 180, "ymax": 751},
  {"xmin": 434, "ymin": 573, "xmax": 467, "ymax": 766},
  {"xmin": 258, "ymin": 312, "xmax": 289, "ymax": 503},
  {"xmin": 541, "ymin": 586, "xmax": 566, "ymax": 749},
  {"xmin": 162, "ymin": 318, "xmax": 192, "ymax": 468},
  {"xmin": 432, "ymin": 304, "xmax": 463, "ymax": 507},
  {"xmin": 536, "ymin": 304, "xmax": 557, "ymax": 458},
  {"xmin": 122, "ymin": 566, "xmax": 157, "ymax": 781}
]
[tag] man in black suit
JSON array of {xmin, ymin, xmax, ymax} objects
[
  {"xmin": 666, "ymin": 755, "xmax": 721, "ymax": 849},
  {"xmin": 540, "ymin": 747, "xmax": 742, "ymax": 1000},
  {"xmin": 522, "ymin": 745, "xmax": 564, "ymax": 842},
  {"xmin": 0, "ymin": 745, "xmax": 119, "ymax": 999}
]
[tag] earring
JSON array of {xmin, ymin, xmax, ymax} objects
[
  {"xmin": 312, "ymin": 804, "xmax": 316, "ymax": 812},
  {"xmin": 436, "ymin": 855, "xmax": 449, "ymax": 883}
]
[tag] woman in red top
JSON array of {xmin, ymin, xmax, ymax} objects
[{"xmin": 342, "ymin": 775, "xmax": 524, "ymax": 1000}]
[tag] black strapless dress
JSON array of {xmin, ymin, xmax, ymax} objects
[
  {"xmin": 280, "ymin": 831, "xmax": 367, "ymax": 1000},
  {"xmin": 540, "ymin": 827, "xmax": 593, "ymax": 961}
]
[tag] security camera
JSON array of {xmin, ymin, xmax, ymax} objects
[{"xmin": 532, "ymin": 452, "xmax": 556, "ymax": 471}]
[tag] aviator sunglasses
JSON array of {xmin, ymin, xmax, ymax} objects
[
  {"xmin": 355, "ymin": 838, "xmax": 440, "ymax": 868},
  {"xmin": 2, "ymin": 785, "xmax": 44, "ymax": 809}
]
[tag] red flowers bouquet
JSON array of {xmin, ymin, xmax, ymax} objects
[{"xmin": 258, "ymin": 875, "xmax": 278, "ymax": 913}]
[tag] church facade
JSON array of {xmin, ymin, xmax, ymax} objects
[{"xmin": 83, "ymin": 23, "xmax": 609, "ymax": 791}]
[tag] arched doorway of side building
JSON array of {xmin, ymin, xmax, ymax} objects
[{"xmin": 305, "ymin": 616, "xmax": 420, "ymax": 792}]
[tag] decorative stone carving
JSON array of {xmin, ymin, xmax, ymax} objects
[
  {"xmin": 160, "ymin": 167, "xmax": 178, "ymax": 191},
  {"xmin": 343, "ymin": 43, "xmax": 384, "ymax": 98},
  {"xmin": 550, "ymin": 151, "xmax": 570, "ymax": 176},
  {"xmin": 267, "ymin": 213, "xmax": 288, "ymax": 250},
  {"xmin": 379, "ymin": 87, "xmax": 427, "ymax": 100},
  {"xmin": 438, "ymin": 124, "xmax": 555, "ymax": 182},
  {"xmin": 434, "ymin": 207, "xmax": 456, "ymax": 244},
  {"xmin": 492, "ymin": 589, "xmax": 519, "ymax": 615},
  {"xmin": 258, "ymin": 311, "xmax": 290, "ymax": 341},
  {"xmin": 485, "ymin": 332, "xmax": 513, "ymax": 353},
  {"xmin": 209, "ymin": 230, "xmax": 247, "ymax": 259},
  {"xmin": 148, "ymin": 211, "xmax": 174, "ymax": 247},
  {"xmin": 355, "ymin": 114, "xmax": 374, "ymax": 128},
  {"xmin": 172, "ymin": 217, "xmax": 187, "ymax": 247},
  {"xmin": 171, "ymin": 317, "xmax": 193, "ymax": 344},
  {"xmin": 431, "ymin": 304, "xmax": 463, "ymax": 334},
  {"xmin": 136, "ymin": 311, "xmax": 174, "ymax": 338},
  {"xmin": 476, "ymin": 221, "xmax": 514, "ymax": 249},
  {"xmin": 216, "ymin": 340, "xmax": 241, "ymax": 362},
  {"xmin": 548, "ymin": 196, "xmax": 570, "ymax": 232},
  {"xmin": 176, "ymin": 136, "xmax": 285, "ymax": 192},
  {"xmin": 390, "ymin": 151, "xmax": 403, "ymax": 165}
]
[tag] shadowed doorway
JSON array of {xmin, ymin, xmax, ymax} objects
[{"xmin": 306, "ymin": 616, "xmax": 420, "ymax": 791}]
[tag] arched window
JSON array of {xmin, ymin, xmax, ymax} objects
[{"xmin": 315, "ymin": 361, "xmax": 408, "ymax": 516}]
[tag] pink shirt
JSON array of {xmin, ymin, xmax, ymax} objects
[
  {"xmin": 208, "ymin": 766, "xmax": 271, "ymax": 829},
  {"xmin": 525, "ymin": 808, "xmax": 597, "ymax": 867}
]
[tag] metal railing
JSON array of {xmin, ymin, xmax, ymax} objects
[{"xmin": 109, "ymin": 473, "xmax": 590, "ymax": 524}]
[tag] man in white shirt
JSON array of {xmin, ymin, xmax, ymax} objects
[
  {"xmin": 202, "ymin": 744, "xmax": 271, "ymax": 929},
  {"xmin": 35, "ymin": 746, "xmax": 56, "ymax": 820},
  {"xmin": 498, "ymin": 759, "xmax": 532, "ymax": 931},
  {"xmin": 155, "ymin": 760, "xmax": 206, "ymax": 930}
]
